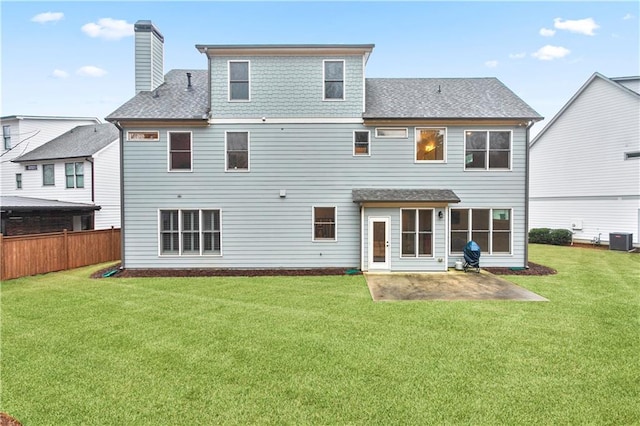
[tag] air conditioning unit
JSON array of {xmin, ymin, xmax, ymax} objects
[{"xmin": 609, "ymin": 233, "xmax": 633, "ymax": 251}]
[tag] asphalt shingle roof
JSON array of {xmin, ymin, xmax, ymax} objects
[
  {"xmin": 352, "ymin": 189, "xmax": 461, "ymax": 203},
  {"xmin": 364, "ymin": 78, "xmax": 542, "ymax": 119},
  {"xmin": 106, "ymin": 69, "xmax": 208, "ymax": 120},
  {"xmin": 13, "ymin": 123, "xmax": 118, "ymax": 162},
  {"xmin": 1, "ymin": 196, "xmax": 100, "ymax": 211}
]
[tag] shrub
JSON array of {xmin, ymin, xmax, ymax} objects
[{"xmin": 529, "ymin": 228, "xmax": 573, "ymax": 246}]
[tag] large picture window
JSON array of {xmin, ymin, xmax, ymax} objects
[
  {"xmin": 465, "ymin": 130, "xmax": 511, "ymax": 170},
  {"xmin": 401, "ymin": 209, "xmax": 433, "ymax": 257},
  {"xmin": 168, "ymin": 132, "xmax": 192, "ymax": 171},
  {"xmin": 225, "ymin": 131, "xmax": 249, "ymax": 171},
  {"xmin": 65, "ymin": 162, "xmax": 84, "ymax": 188},
  {"xmin": 416, "ymin": 128, "xmax": 446, "ymax": 162},
  {"xmin": 313, "ymin": 206, "xmax": 336, "ymax": 241},
  {"xmin": 450, "ymin": 208, "xmax": 511, "ymax": 254},
  {"xmin": 229, "ymin": 61, "xmax": 250, "ymax": 101},
  {"xmin": 323, "ymin": 60, "xmax": 344, "ymax": 100},
  {"xmin": 160, "ymin": 209, "xmax": 221, "ymax": 256}
]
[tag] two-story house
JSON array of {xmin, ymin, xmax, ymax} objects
[{"xmin": 106, "ymin": 20, "xmax": 541, "ymax": 272}]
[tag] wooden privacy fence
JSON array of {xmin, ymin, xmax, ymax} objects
[{"xmin": 0, "ymin": 228, "xmax": 121, "ymax": 281}]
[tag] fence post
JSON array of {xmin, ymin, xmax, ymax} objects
[
  {"xmin": 0, "ymin": 233, "xmax": 4, "ymax": 281},
  {"xmin": 64, "ymin": 229, "xmax": 69, "ymax": 270}
]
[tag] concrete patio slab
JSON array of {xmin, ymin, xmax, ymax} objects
[{"xmin": 364, "ymin": 269, "xmax": 548, "ymax": 301}]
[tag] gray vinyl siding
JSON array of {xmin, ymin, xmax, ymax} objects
[
  {"xmin": 121, "ymin": 123, "xmax": 527, "ymax": 269},
  {"xmin": 135, "ymin": 30, "xmax": 163, "ymax": 93},
  {"xmin": 209, "ymin": 56, "xmax": 364, "ymax": 118}
]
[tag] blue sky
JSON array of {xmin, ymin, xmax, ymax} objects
[{"xmin": 1, "ymin": 1, "xmax": 638, "ymax": 135}]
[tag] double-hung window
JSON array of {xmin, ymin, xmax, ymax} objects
[
  {"xmin": 168, "ymin": 132, "xmax": 192, "ymax": 171},
  {"xmin": 313, "ymin": 207, "xmax": 336, "ymax": 241},
  {"xmin": 416, "ymin": 128, "xmax": 446, "ymax": 162},
  {"xmin": 450, "ymin": 208, "xmax": 511, "ymax": 254},
  {"xmin": 3, "ymin": 125, "xmax": 11, "ymax": 150},
  {"xmin": 225, "ymin": 131, "xmax": 249, "ymax": 171},
  {"xmin": 465, "ymin": 130, "xmax": 511, "ymax": 170},
  {"xmin": 401, "ymin": 209, "xmax": 433, "ymax": 257},
  {"xmin": 229, "ymin": 61, "xmax": 250, "ymax": 101},
  {"xmin": 16, "ymin": 173, "xmax": 22, "ymax": 189},
  {"xmin": 43, "ymin": 164, "xmax": 55, "ymax": 186},
  {"xmin": 65, "ymin": 162, "xmax": 84, "ymax": 188},
  {"xmin": 160, "ymin": 209, "xmax": 221, "ymax": 256},
  {"xmin": 323, "ymin": 60, "xmax": 344, "ymax": 100},
  {"xmin": 354, "ymin": 131, "xmax": 370, "ymax": 156}
]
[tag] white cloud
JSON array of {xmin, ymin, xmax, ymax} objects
[
  {"xmin": 484, "ymin": 60, "xmax": 499, "ymax": 68},
  {"xmin": 76, "ymin": 66, "xmax": 108, "ymax": 77},
  {"xmin": 509, "ymin": 52, "xmax": 526, "ymax": 59},
  {"xmin": 532, "ymin": 45, "xmax": 571, "ymax": 61},
  {"xmin": 81, "ymin": 18, "xmax": 134, "ymax": 40},
  {"xmin": 623, "ymin": 13, "xmax": 634, "ymax": 20},
  {"xmin": 31, "ymin": 12, "xmax": 64, "ymax": 24},
  {"xmin": 553, "ymin": 17, "xmax": 600, "ymax": 36},
  {"xmin": 51, "ymin": 69, "xmax": 69, "ymax": 79},
  {"xmin": 539, "ymin": 27, "xmax": 556, "ymax": 37}
]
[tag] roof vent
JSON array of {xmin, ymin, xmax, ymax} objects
[{"xmin": 186, "ymin": 72, "xmax": 193, "ymax": 91}]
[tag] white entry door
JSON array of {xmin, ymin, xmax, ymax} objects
[{"xmin": 368, "ymin": 217, "xmax": 390, "ymax": 270}]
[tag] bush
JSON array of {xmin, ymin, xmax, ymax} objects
[{"xmin": 530, "ymin": 228, "xmax": 572, "ymax": 246}]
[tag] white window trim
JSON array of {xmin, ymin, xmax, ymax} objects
[
  {"xmin": 399, "ymin": 208, "xmax": 435, "ymax": 259},
  {"xmin": 167, "ymin": 131, "xmax": 193, "ymax": 173},
  {"xmin": 375, "ymin": 128, "xmax": 408, "ymax": 139},
  {"xmin": 224, "ymin": 131, "xmax": 251, "ymax": 172},
  {"xmin": 42, "ymin": 163, "xmax": 55, "ymax": 186},
  {"xmin": 463, "ymin": 129, "xmax": 513, "ymax": 172},
  {"xmin": 353, "ymin": 130, "xmax": 371, "ymax": 157},
  {"xmin": 449, "ymin": 207, "xmax": 513, "ymax": 256},
  {"xmin": 127, "ymin": 130, "xmax": 159, "ymax": 141},
  {"xmin": 312, "ymin": 205, "xmax": 338, "ymax": 242},
  {"xmin": 65, "ymin": 161, "xmax": 84, "ymax": 189},
  {"xmin": 322, "ymin": 59, "xmax": 345, "ymax": 101},
  {"xmin": 228, "ymin": 60, "xmax": 251, "ymax": 102},
  {"xmin": 157, "ymin": 208, "xmax": 223, "ymax": 257},
  {"xmin": 414, "ymin": 127, "xmax": 447, "ymax": 164}
]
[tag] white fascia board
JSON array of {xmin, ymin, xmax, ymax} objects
[{"xmin": 208, "ymin": 117, "xmax": 364, "ymax": 125}]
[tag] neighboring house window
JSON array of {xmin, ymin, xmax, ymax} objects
[
  {"xmin": 323, "ymin": 60, "xmax": 344, "ymax": 100},
  {"xmin": 376, "ymin": 128, "xmax": 408, "ymax": 138},
  {"xmin": 65, "ymin": 162, "xmax": 84, "ymax": 188},
  {"xmin": 401, "ymin": 209, "xmax": 433, "ymax": 257},
  {"xmin": 624, "ymin": 151, "xmax": 640, "ymax": 160},
  {"xmin": 229, "ymin": 61, "xmax": 250, "ymax": 101},
  {"xmin": 225, "ymin": 131, "xmax": 249, "ymax": 171},
  {"xmin": 465, "ymin": 130, "xmax": 511, "ymax": 170},
  {"xmin": 354, "ymin": 131, "xmax": 370, "ymax": 156},
  {"xmin": 313, "ymin": 206, "xmax": 336, "ymax": 241},
  {"xmin": 168, "ymin": 132, "xmax": 192, "ymax": 171},
  {"xmin": 3, "ymin": 125, "xmax": 10, "ymax": 150},
  {"xmin": 450, "ymin": 208, "xmax": 511, "ymax": 254},
  {"xmin": 16, "ymin": 173, "xmax": 22, "ymax": 189},
  {"xmin": 416, "ymin": 128, "xmax": 446, "ymax": 162},
  {"xmin": 43, "ymin": 164, "xmax": 55, "ymax": 186},
  {"xmin": 160, "ymin": 209, "xmax": 221, "ymax": 256}
]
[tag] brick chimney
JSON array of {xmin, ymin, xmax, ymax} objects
[{"xmin": 134, "ymin": 20, "xmax": 164, "ymax": 93}]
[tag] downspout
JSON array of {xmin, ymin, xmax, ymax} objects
[
  {"xmin": 87, "ymin": 157, "xmax": 95, "ymax": 202},
  {"xmin": 360, "ymin": 205, "xmax": 364, "ymax": 271},
  {"xmin": 112, "ymin": 120, "xmax": 126, "ymax": 269},
  {"xmin": 524, "ymin": 120, "xmax": 535, "ymax": 269}
]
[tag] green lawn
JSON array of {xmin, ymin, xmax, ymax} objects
[{"xmin": 2, "ymin": 244, "xmax": 639, "ymax": 425}]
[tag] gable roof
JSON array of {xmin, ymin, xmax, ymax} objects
[
  {"xmin": 13, "ymin": 123, "xmax": 118, "ymax": 162},
  {"xmin": 1, "ymin": 196, "xmax": 100, "ymax": 212},
  {"xmin": 531, "ymin": 72, "xmax": 640, "ymax": 147},
  {"xmin": 106, "ymin": 69, "xmax": 208, "ymax": 121},
  {"xmin": 364, "ymin": 78, "xmax": 542, "ymax": 120}
]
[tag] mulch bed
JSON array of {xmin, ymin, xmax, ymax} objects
[
  {"xmin": 0, "ymin": 412, "xmax": 22, "ymax": 426},
  {"xmin": 483, "ymin": 262, "xmax": 556, "ymax": 276}
]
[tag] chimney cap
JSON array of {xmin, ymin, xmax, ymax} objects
[{"xmin": 134, "ymin": 20, "xmax": 164, "ymax": 43}]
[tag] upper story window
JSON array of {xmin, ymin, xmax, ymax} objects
[
  {"xmin": 354, "ymin": 131, "xmax": 370, "ymax": 156},
  {"xmin": 465, "ymin": 130, "xmax": 511, "ymax": 170},
  {"xmin": 323, "ymin": 60, "xmax": 344, "ymax": 100},
  {"xmin": 65, "ymin": 162, "xmax": 84, "ymax": 188},
  {"xmin": 225, "ymin": 131, "xmax": 249, "ymax": 171},
  {"xmin": 376, "ymin": 128, "xmax": 408, "ymax": 139},
  {"xmin": 313, "ymin": 206, "xmax": 337, "ymax": 241},
  {"xmin": 127, "ymin": 131, "xmax": 159, "ymax": 141},
  {"xmin": 43, "ymin": 164, "xmax": 55, "ymax": 186},
  {"xmin": 3, "ymin": 125, "xmax": 11, "ymax": 150},
  {"xmin": 16, "ymin": 173, "xmax": 22, "ymax": 189},
  {"xmin": 416, "ymin": 128, "xmax": 446, "ymax": 162},
  {"xmin": 229, "ymin": 61, "xmax": 250, "ymax": 101},
  {"xmin": 624, "ymin": 151, "xmax": 640, "ymax": 160},
  {"xmin": 168, "ymin": 132, "xmax": 192, "ymax": 172}
]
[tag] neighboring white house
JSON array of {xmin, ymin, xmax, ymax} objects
[{"xmin": 529, "ymin": 72, "xmax": 640, "ymax": 247}]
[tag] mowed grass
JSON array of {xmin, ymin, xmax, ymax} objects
[{"xmin": 1, "ymin": 245, "xmax": 638, "ymax": 425}]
